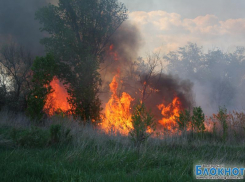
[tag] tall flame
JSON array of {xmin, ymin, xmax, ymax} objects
[
  {"xmin": 157, "ymin": 97, "xmax": 182, "ymax": 131},
  {"xmin": 101, "ymin": 74, "xmax": 134, "ymax": 135},
  {"xmin": 43, "ymin": 77, "xmax": 71, "ymax": 116}
]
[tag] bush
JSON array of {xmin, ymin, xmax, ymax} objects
[
  {"xmin": 9, "ymin": 124, "xmax": 73, "ymax": 148},
  {"xmin": 192, "ymin": 107, "xmax": 205, "ymax": 135},
  {"xmin": 175, "ymin": 109, "xmax": 190, "ymax": 131},
  {"xmin": 49, "ymin": 124, "xmax": 72, "ymax": 145},
  {"xmin": 215, "ymin": 106, "xmax": 228, "ymax": 142},
  {"xmin": 129, "ymin": 103, "xmax": 155, "ymax": 149},
  {"xmin": 10, "ymin": 127, "xmax": 49, "ymax": 148}
]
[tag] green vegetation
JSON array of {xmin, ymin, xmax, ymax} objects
[
  {"xmin": 10, "ymin": 127, "xmax": 49, "ymax": 148},
  {"xmin": 0, "ymin": 0, "xmax": 245, "ymax": 181},
  {"xmin": 192, "ymin": 107, "xmax": 205, "ymax": 134},
  {"xmin": 27, "ymin": 53, "xmax": 58, "ymax": 121},
  {"xmin": 175, "ymin": 109, "xmax": 190, "ymax": 131},
  {"xmin": 214, "ymin": 106, "xmax": 229, "ymax": 142},
  {"xmin": 1, "ymin": 104, "xmax": 245, "ymax": 181},
  {"xmin": 35, "ymin": 0, "xmax": 128, "ymax": 121},
  {"xmin": 129, "ymin": 103, "xmax": 155, "ymax": 149},
  {"xmin": 176, "ymin": 107, "xmax": 206, "ymax": 137},
  {"xmin": 1, "ymin": 121, "xmax": 245, "ymax": 182}
]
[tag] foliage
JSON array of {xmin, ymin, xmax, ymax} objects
[
  {"xmin": 175, "ymin": 109, "xmax": 191, "ymax": 131},
  {"xmin": 10, "ymin": 127, "xmax": 49, "ymax": 148},
  {"xmin": 215, "ymin": 106, "xmax": 228, "ymax": 142},
  {"xmin": 129, "ymin": 103, "xmax": 155, "ymax": 148},
  {"xmin": 192, "ymin": 106, "xmax": 205, "ymax": 134},
  {"xmin": 9, "ymin": 124, "xmax": 72, "ymax": 148},
  {"xmin": 1, "ymin": 123, "xmax": 245, "ymax": 182},
  {"xmin": 66, "ymin": 56, "xmax": 102, "ymax": 122},
  {"xmin": 27, "ymin": 53, "xmax": 57, "ymax": 121},
  {"xmin": 35, "ymin": 0, "xmax": 128, "ymax": 121},
  {"xmin": 49, "ymin": 124, "xmax": 72, "ymax": 145}
]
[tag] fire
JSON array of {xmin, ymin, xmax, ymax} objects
[
  {"xmin": 101, "ymin": 44, "xmax": 185, "ymax": 135},
  {"xmin": 109, "ymin": 44, "xmax": 119, "ymax": 61},
  {"xmin": 101, "ymin": 75, "xmax": 184, "ymax": 135},
  {"xmin": 101, "ymin": 74, "xmax": 134, "ymax": 135},
  {"xmin": 157, "ymin": 97, "xmax": 182, "ymax": 131},
  {"xmin": 43, "ymin": 77, "xmax": 71, "ymax": 116}
]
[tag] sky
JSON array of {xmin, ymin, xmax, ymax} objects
[
  {"xmin": 1, "ymin": 0, "xmax": 245, "ymax": 55},
  {"xmin": 119, "ymin": 0, "xmax": 245, "ymax": 55}
]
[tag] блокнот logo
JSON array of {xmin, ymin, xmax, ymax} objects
[{"xmin": 195, "ymin": 164, "xmax": 244, "ymax": 180}]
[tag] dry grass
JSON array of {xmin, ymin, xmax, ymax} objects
[{"xmin": 1, "ymin": 110, "xmax": 245, "ymax": 181}]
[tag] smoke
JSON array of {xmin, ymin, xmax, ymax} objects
[
  {"xmin": 164, "ymin": 44, "xmax": 245, "ymax": 115},
  {"xmin": 0, "ymin": 0, "xmax": 196, "ymax": 115},
  {"xmin": 141, "ymin": 73, "xmax": 194, "ymax": 120},
  {"xmin": 99, "ymin": 21, "xmax": 143, "ymax": 106},
  {"xmin": 100, "ymin": 20, "xmax": 195, "ymax": 116},
  {"xmin": 0, "ymin": 0, "xmax": 56, "ymax": 55},
  {"xmin": 100, "ymin": 21, "xmax": 142, "ymax": 75}
]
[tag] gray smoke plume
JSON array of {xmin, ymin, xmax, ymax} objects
[
  {"xmin": 100, "ymin": 21, "xmax": 194, "ymax": 116},
  {"xmin": 0, "ymin": 0, "xmax": 195, "ymax": 116},
  {"xmin": 0, "ymin": 0, "xmax": 56, "ymax": 55}
]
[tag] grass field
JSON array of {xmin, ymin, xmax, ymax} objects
[{"xmin": 1, "ymin": 120, "xmax": 245, "ymax": 182}]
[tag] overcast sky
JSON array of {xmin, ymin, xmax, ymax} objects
[
  {"xmin": 121, "ymin": 0, "xmax": 245, "ymax": 20},
  {"xmin": 119, "ymin": 0, "xmax": 245, "ymax": 55}
]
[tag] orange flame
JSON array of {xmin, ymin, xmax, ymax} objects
[
  {"xmin": 43, "ymin": 77, "xmax": 71, "ymax": 116},
  {"xmin": 157, "ymin": 97, "xmax": 182, "ymax": 131},
  {"xmin": 101, "ymin": 74, "xmax": 134, "ymax": 135},
  {"xmin": 109, "ymin": 44, "xmax": 119, "ymax": 61}
]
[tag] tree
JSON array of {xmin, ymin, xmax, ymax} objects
[
  {"xmin": 129, "ymin": 102, "xmax": 155, "ymax": 150},
  {"xmin": 122, "ymin": 53, "xmax": 163, "ymax": 104},
  {"xmin": 27, "ymin": 53, "xmax": 58, "ymax": 121},
  {"xmin": 192, "ymin": 106, "xmax": 205, "ymax": 134},
  {"xmin": 175, "ymin": 109, "xmax": 191, "ymax": 131},
  {"xmin": 165, "ymin": 43, "xmax": 245, "ymax": 110},
  {"xmin": 0, "ymin": 43, "xmax": 33, "ymax": 111},
  {"xmin": 137, "ymin": 53, "xmax": 163, "ymax": 103},
  {"xmin": 165, "ymin": 43, "xmax": 203, "ymax": 80},
  {"xmin": 214, "ymin": 106, "xmax": 228, "ymax": 142},
  {"xmin": 35, "ymin": 0, "xmax": 128, "ymax": 121}
]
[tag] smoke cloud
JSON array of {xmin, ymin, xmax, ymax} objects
[
  {"xmin": 0, "ymin": 0, "xmax": 57, "ymax": 55},
  {"xmin": 0, "ymin": 0, "xmax": 196, "ymax": 115},
  {"xmin": 100, "ymin": 21, "xmax": 194, "ymax": 116}
]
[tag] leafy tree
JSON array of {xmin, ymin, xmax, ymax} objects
[
  {"xmin": 192, "ymin": 106, "xmax": 205, "ymax": 134},
  {"xmin": 35, "ymin": 0, "xmax": 128, "ymax": 121},
  {"xmin": 27, "ymin": 53, "xmax": 58, "ymax": 121}
]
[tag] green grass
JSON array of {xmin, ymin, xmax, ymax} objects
[{"xmin": 1, "ymin": 125, "xmax": 245, "ymax": 182}]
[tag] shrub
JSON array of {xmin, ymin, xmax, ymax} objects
[
  {"xmin": 49, "ymin": 124, "xmax": 72, "ymax": 145},
  {"xmin": 10, "ymin": 127, "xmax": 49, "ymax": 148},
  {"xmin": 129, "ymin": 103, "xmax": 155, "ymax": 149},
  {"xmin": 192, "ymin": 106, "xmax": 205, "ymax": 135},
  {"xmin": 215, "ymin": 106, "xmax": 228, "ymax": 142},
  {"xmin": 175, "ymin": 109, "xmax": 191, "ymax": 131}
]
